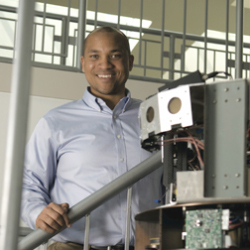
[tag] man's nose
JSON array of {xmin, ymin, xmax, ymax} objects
[{"xmin": 99, "ymin": 56, "xmax": 112, "ymax": 68}]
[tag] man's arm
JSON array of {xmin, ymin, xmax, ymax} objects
[{"xmin": 21, "ymin": 117, "xmax": 62, "ymax": 230}]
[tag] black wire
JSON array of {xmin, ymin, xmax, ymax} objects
[{"xmin": 202, "ymin": 71, "xmax": 233, "ymax": 80}]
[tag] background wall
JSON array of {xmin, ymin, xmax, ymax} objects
[{"xmin": 0, "ymin": 62, "xmax": 164, "ymax": 211}]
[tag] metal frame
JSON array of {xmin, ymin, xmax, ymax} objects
[
  {"xmin": 0, "ymin": 1, "xmax": 35, "ymax": 250},
  {"xmin": 0, "ymin": 0, "xmax": 246, "ymax": 81}
]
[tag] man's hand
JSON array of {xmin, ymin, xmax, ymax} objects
[{"xmin": 36, "ymin": 202, "xmax": 71, "ymax": 233}]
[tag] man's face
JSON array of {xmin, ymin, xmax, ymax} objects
[{"xmin": 81, "ymin": 31, "xmax": 134, "ymax": 99}]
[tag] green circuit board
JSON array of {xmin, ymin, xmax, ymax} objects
[{"xmin": 185, "ymin": 209, "xmax": 223, "ymax": 249}]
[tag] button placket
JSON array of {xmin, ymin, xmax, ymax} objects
[{"xmin": 112, "ymin": 114, "xmax": 126, "ymax": 174}]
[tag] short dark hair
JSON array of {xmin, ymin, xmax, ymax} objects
[{"xmin": 83, "ymin": 26, "xmax": 131, "ymax": 56}]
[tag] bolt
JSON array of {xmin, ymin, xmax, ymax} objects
[
  {"xmin": 235, "ymin": 173, "xmax": 240, "ymax": 177},
  {"xmin": 236, "ymin": 98, "xmax": 241, "ymax": 102},
  {"xmin": 224, "ymin": 88, "xmax": 229, "ymax": 92}
]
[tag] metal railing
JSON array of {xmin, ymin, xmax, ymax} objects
[
  {"xmin": 18, "ymin": 151, "xmax": 162, "ymax": 250},
  {"xmin": 0, "ymin": 0, "xmax": 248, "ymax": 82}
]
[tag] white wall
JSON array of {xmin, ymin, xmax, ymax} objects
[{"xmin": 0, "ymin": 62, "xmax": 164, "ymax": 218}]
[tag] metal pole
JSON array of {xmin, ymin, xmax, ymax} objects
[
  {"xmin": 160, "ymin": 0, "xmax": 165, "ymax": 78},
  {"xmin": 18, "ymin": 151, "xmax": 162, "ymax": 250},
  {"xmin": 204, "ymin": 0, "xmax": 208, "ymax": 74},
  {"xmin": 125, "ymin": 187, "xmax": 132, "ymax": 250},
  {"xmin": 83, "ymin": 214, "xmax": 90, "ymax": 250},
  {"xmin": 235, "ymin": 0, "xmax": 244, "ymax": 78},
  {"xmin": 76, "ymin": 0, "xmax": 87, "ymax": 70},
  {"xmin": 117, "ymin": 0, "xmax": 121, "ymax": 30},
  {"xmin": 181, "ymin": 0, "xmax": 187, "ymax": 76},
  {"xmin": 138, "ymin": 0, "xmax": 143, "ymax": 66},
  {"xmin": 225, "ymin": 0, "xmax": 229, "ymax": 73},
  {"xmin": 0, "ymin": 1, "xmax": 35, "ymax": 250},
  {"xmin": 169, "ymin": 34, "xmax": 175, "ymax": 80}
]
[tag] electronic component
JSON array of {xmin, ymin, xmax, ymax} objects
[{"xmin": 185, "ymin": 209, "xmax": 223, "ymax": 249}]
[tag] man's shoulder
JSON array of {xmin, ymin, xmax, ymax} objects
[{"xmin": 44, "ymin": 99, "xmax": 83, "ymax": 117}]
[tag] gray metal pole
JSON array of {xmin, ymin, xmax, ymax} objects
[
  {"xmin": 0, "ymin": 1, "xmax": 35, "ymax": 250},
  {"xmin": 83, "ymin": 214, "xmax": 90, "ymax": 250},
  {"xmin": 76, "ymin": 0, "xmax": 87, "ymax": 70},
  {"xmin": 160, "ymin": 0, "xmax": 165, "ymax": 78},
  {"xmin": 125, "ymin": 187, "xmax": 132, "ymax": 250},
  {"xmin": 204, "ymin": 0, "xmax": 208, "ymax": 74},
  {"xmin": 18, "ymin": 151, "xmax": 162, "ymax": 250},
  {"xmin": 235, "ymin": 0, "xmax": 244, "ymax": 78}
]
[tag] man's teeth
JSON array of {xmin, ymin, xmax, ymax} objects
[{"xmin": 98, "ymin": 74, "xmax": 112, "ymax": 78}]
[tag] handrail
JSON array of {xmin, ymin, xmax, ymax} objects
[{"xmin": 18, "ymin": 151, "xmax": 162, "ymax": 250}]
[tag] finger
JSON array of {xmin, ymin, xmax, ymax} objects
[
  {"xmin": 36, "ymin": 213, "xmax": 62, "ymax": 233},
  {"xmin": 36, "ymin": 204, "xmax": 66, "ymax": 231},
  {"xmin": 45, "ymin": 204, "xmax": 67, "ymax": 228},
  {"xmin": 60, "ymin": 203, "xmax": 71, "ymax": 228},
  {"xmin": 48, "ymin": 202, "xmax": 71, "ymax": 228}
]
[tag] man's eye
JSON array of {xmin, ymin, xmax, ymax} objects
[
  {"xmin": 90, "ymin": 54, "xmax": 98, "ymax": 59},
  {"xmin": 111, "ymin": 54, "xmax": 122, "ymax": 59}
]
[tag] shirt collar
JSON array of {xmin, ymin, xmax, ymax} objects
[{"xmin": 82, "ymin": 87, "xmax": 131, "ymax": 114}]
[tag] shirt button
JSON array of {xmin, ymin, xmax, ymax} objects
[
  {"xmin": 117, "ymin": 135, "xmax": 121, "ymax": 139},
  {"xmin": 113, "ymin": 115, "xmax": 117, "ymax": 119},
  {"xmin": 120, "ymin": 158, "xmax": 124, "ymax": 162}
]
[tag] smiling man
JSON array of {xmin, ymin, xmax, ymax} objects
[{"xmin": 21, "ymin": 27, "xmax": 162, "ymax": 250}]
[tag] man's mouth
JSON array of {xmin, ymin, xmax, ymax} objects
[{"xmin": 97, "ymin": 74, "xmax": 112, "ymax": 78}]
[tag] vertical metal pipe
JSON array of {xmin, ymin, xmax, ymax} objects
[
  {"xmin": 94, "ymin": 0, "xmax": 98, "ymax": 29},
  {"xmin": 52, "ymin": 27, "xmax": 55, "ymax": 64},
  {"xmin": 235, "ymin": 0, "xmax": 244, "ymax": 78},
  {"xmin": 60, "ymin": 0, "xmax": 71, "ymax": 65},
  {"xmin": 0, "ymin": 1, "xmax": 35, "ymax": 250},
  {"xmin": 125, "ymin": 187, "xmax": 132, "ymax": 250},
  {"xmin": 138, "ymin": 0, "xmax": 143, "ymax": 66},
  {"xmin": 225, "ymin": 0, "xmax": 229, "ymax": 73},
  {"xmin": 32, "ymin": 23, "xmax": 37, "ymax": 62},
  {"xmin": 169, "ymin": 34, "xmax": 175, "ymax": 80},
  {"xmin": 76, "ymin": 0, "xmax": 87, "ymax": 70},
  {"xmin": 117, "ymin": 0, "xmax": 121, "ymax": 29},
  {"xmin": 181, "ymin": 0, "xmax": 187, "ymax": 76},
  {"xmin": 204, "ymin": 0, "xmax": 208, "ymax": 74},
  {"xmin": 160, "ymin": 0, "xmax": 165, "ymax": 78},
  {"xmin": 41, "ymin": 0, "xmax": 47, "ymax": 52},
  {"xmin": 144, "ymin": 41, "xmax": 147, "ymax": 76},
  {"xmin": 83, "ymin": 214, "xmax": 90, "ymax": 250}
]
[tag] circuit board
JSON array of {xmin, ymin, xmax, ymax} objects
[{"xmin": 185, "ymin": 209, "xmax": 223, "ymax": 249}]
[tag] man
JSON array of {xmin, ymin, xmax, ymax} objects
[{"xmin": 21, "ymin": 27, "xmax": 162, "ymax": 250}]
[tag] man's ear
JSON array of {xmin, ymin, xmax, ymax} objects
[
  {"xmin": 129, "ymin": 55, "xmax": 134, "ymax": 71},
  {"xmin": 81, "ymin": 56, "xmax": 85, "ymax": 73}
]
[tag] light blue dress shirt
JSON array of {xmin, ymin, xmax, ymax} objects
[{"xmin": 21, "ymin": 88, "xmax": 162, "ymax": 246}]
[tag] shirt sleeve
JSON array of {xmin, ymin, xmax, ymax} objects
[{"xmin": 21, "ymin": 117, "xmax": 57, "ymax": 229}]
